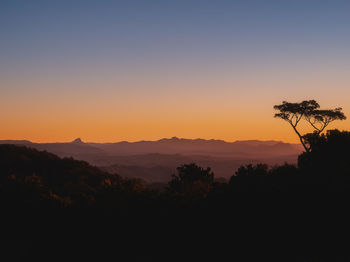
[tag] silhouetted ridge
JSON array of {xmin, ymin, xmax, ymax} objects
[
  {"xmin": 0, "ymin": 140, "xmax": 32, "ymax": 145},
  {"xmin": 0, "ymin": 144, "xmax": 142, "ymax": 207},
  {"xmin": 0, "ymin": 138, "xmax": 302, "ymax": 182}
]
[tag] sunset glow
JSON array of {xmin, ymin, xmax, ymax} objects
[
  {"xmin": 3, "ymin": 2, "xmax": 350, "ymax": 259},
  {"xmin": 1, "ymin": 0, "xmax": 350, "ymax": 143}
]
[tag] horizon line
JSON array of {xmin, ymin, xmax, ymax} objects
[{"xmin": 0, "ymin": 136, "xmax": 299, "ymax": 145}]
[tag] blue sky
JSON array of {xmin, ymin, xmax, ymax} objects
[{"xmin": 2, "ymin": 0, "xmax": 349, "ymax": 76}]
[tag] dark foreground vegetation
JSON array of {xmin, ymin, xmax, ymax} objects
[{"xmin": 2, "ymin": 130, "xmax": 350, "ymax": 261}]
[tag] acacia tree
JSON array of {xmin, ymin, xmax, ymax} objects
[
  {"xmin": 304, "ymin": 108, "xmax": 346, "ymax": 134},
  {"xmin": 274, "ymin": 100, "xmax": 346, "ymax": 152}
]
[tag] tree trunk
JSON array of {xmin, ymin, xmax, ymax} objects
[{"xmin": 291, "ymin": 124, "xmax": 310, "ymax": 153}]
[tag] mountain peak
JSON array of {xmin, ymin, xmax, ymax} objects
[
  {"xmin": 72, "ymin": 138, "xmax": 84, "ymax": 144},
  {"xmin": 158, "ymin": 137, "xmax": 180, "ymax": 142}
]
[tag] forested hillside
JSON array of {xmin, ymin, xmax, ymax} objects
[{"xmin": 1, "ymin": 130, "xmax": 350, "ymax": 261}]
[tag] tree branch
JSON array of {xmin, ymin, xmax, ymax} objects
[{"xmin": 289, "ymin": 122, "xmax": 310, "ymax": 152}]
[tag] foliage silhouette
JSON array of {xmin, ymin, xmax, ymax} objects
[
  {"xmin": 0, "ymin": 144, "xmax": 146, "ymax": 208},
  {"xmin": 304, "ymin": 107, "xmax": 346, "ymax": 134},
  {"xmin": 298, "ymin": 130, "xmax": 350, "ymax": 191},
  {"xmin": 167, "ymin": 163, "xmax": 214, "ymax": 200}
]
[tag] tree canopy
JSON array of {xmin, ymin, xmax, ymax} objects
[
  {"xmin": 274, "ymin": 100, "xmax": 346, "ymax": 152},
  {"xmin": 167, "ymin": 163, "xmax": 214, "ymax": 199}
]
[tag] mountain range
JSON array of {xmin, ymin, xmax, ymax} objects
[{"xmin": 0, "ymin": 137, "xmax": 302, "ymax": 183}]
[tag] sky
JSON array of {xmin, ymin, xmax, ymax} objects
[{"xmin": 1, "ymin": 0, "xmax": 350, "ymax": 143}]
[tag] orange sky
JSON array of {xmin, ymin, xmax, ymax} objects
[
  {"xmin": 1, "ymin": 74, "xmax": 349, "ymax": 143},
  {"xmin": 1, "ymin": 1, "xmax": 350, "ymax": 143}
]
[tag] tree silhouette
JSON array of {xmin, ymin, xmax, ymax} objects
[
  {"xmin": 304, "ymin": 108, "xmax": 346, "ymax": 134},
  {"xmin": 234, "ymin": 163, "xmax": 269, "ymax": 177},
  {"xmin": 167, "ymin": 163, "xmax": 214, "ymax": 199},
  {"xmin": 274, "ymin": 100, "xmax": 346, "ymax": 152}
]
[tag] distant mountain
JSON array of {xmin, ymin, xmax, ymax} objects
[
  {"xmin": 71, "ymin": 138, "xmax": 84, "ymax": 144},
  {"xmin": 0, "ymin": 140, "xmax": 33, "ymax": 145},
  {"xmin": 88, "ymin": 137, "xmax": 301, "ymax": 157},
  {"xmin": 0, "ymin": 137, "xmax": 303, "ymax": 182},
  {"xmin": 0, "ymin": 138, "xmax": 103, "ymax": 159}
]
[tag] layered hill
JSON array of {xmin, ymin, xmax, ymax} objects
[{"xmin": 0, "ymin": 137, "xmax": 302, "ymax": 182}]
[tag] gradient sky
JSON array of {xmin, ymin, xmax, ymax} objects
[{"xmin": 1, "ymin": 0, "xmax": 350, "ymax": 143}]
